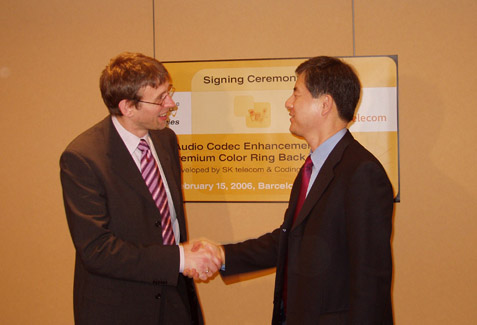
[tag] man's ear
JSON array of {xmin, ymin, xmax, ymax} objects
[
  {"xmin": 320, "ymin": 94, "xmax": 334, "ymax": 116},
  {"xmin": 118, "ymin": 99, "xmax": 134, "ymax": 117}
]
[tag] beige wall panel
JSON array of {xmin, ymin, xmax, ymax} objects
[
  {"xmin": 355, "ymin": 1, "xmax": 477, "ymax": 324},
  {"xmin": 0, "ymin": 1, "xmax": 153, "ymax": 324},
  {"xmin": 187, "ymin": 202, "xmax": 285, "ymax": 324},
  {"xmin": 154, "ymin": 0, "xmax": 355, "ymax": 61}
]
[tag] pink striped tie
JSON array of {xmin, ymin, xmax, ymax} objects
[{"xmin": 138, "ymin": 139, "xmax": 175, "ymax": 245}]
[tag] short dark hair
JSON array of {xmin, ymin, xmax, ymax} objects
[
  {"xmin": 296, "ymin": 56, "xmax": 361, "ymax": 122},
  {"xmin": 99, "ymin": 52, "xmax": 171, "ymax": 115}
]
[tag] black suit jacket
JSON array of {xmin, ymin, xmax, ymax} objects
[
  {"xmin": 60, "ymin": 116, "xmax": 203, "ymax": 324},
  {"xmin": 222, "ymin": 131, "xmax": 394, "ymax": 325}
]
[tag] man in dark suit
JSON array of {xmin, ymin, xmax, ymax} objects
[
  {"xmin": 196, "ymin": 56, "xmax": 394, "ymax": 324},
  {"xmin": 60, "ymin": 52, "xmax": 220, "ymax": 324}
]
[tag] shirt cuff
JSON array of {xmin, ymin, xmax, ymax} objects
[{"xmin": 179, "ymin": 244, "xmax": 184, "ymax": 273}]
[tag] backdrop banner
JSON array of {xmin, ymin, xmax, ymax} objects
[{"xmin": 164, "ymin": 56, "xmax": 399, "ymax": 202}]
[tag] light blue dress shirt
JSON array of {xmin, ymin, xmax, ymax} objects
[{"xmin": 306, "ymin": 128, "xmax": 347, "ymax": 196}]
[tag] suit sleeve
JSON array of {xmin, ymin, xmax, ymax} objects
[
  {"xmin": 60, "ymin": 149, "xmax": 180, "ymax": 286},
  {"xmin": 221, "ymin": 227, "xmax": 282, "ymax": 276},
  {"xmin": 345, "ymin": 161, "xmax": 394, "ymax": 322}
]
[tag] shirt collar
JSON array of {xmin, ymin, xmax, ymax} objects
[
  {"xmin": 111, "ymin": 115, "xmax": 149, "ymax": 155},
  {"xmin": 310, "ymin": 128, "xmax": 347, "ymax": 168}
]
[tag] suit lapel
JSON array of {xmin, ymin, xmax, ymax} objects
[
  {"xmin": 149, "ymin": 131, "xmax": 187, "ymax": 241},
  {"xmin": 292, "ymin": 131, "xmax": 354, "ymax": 230},
  {"xmin": 104, "ymin": 117, "xmax": 156, "ymax": 205},
  {"xmin": 103, "ymin": 118, "xmax": 185, "ymax": 239}
]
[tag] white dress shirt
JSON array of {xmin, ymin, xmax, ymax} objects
[{"xmin": 112, "ymin": 115, "xmax": 185, "ymax": 272}]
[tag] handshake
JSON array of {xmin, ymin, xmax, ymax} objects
[{"xmin": 182, "ymin": 239, "xmax": 225, "ymax": 281}]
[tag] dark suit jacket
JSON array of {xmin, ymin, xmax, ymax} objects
[
  {"xmin": 222, "ymin": 131, "xmax": 394, "ymax": 325},
  {"xmin": 60, "ymin": 116, "xmax": 203, "ymax": 324}
]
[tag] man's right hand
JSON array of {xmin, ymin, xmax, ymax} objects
[{"xmin": 182, "ymin": 239, "xmax": 223, "ymax": 281}]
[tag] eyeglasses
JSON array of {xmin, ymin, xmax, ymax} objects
[{"xmin": 136, "ymin": 86, "xmax": 175, "ymax": 107}]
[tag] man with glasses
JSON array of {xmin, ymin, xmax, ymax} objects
[{"xmin": 60, "ymin": 52, "xmax": 220, "ymax": 324}]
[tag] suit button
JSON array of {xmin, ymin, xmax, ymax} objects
[
  {"xmin": 155, "ymin": 293, "xmax": 161, "ymax": 299},
  {"xmin": 155, "ymin": 220, "xmax": 160, "ymax": 227},
  {"xmin": 282, "ymin": 228, "xmax": 286, "ymax": 232}
]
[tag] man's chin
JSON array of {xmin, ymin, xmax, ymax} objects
[
  {"xmin": 289, "ymin": 127, "xmax": 305, "ymax": 140},
  {"xmin": 154, "ymin": 121, "xmax": 168, "ymax": 130},
  {"xmin": 289, "ymin": 126, "xmax": 298, "ymax": 136}
]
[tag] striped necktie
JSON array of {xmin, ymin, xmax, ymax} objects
[{"xmin": 138, "ymin": 139, "xmax": 175, "ymax": 245}]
